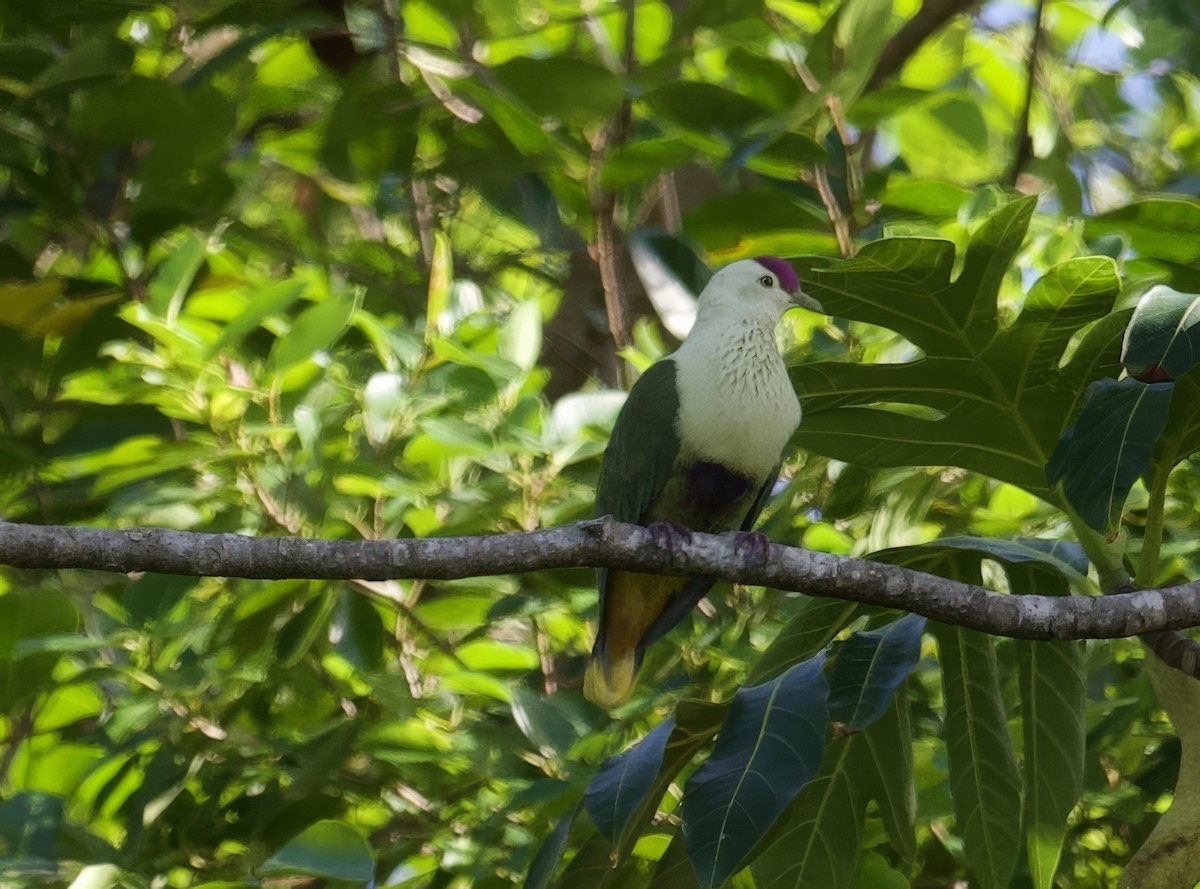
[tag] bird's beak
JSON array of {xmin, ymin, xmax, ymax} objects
[{"xmin": 788, "ymin": 288, "xmax": 823, "ymax": 313}]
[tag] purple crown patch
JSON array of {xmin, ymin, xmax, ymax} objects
[{"xmin": 753, "ymin": 256, "xmax": 800, "ymax": 294}]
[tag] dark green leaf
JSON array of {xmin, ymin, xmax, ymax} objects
[
  {"xmin": 1120, "ymin": 285, "xmax": 1200, "ymax": 380},
  {"xmin": 859, "ymin": 693, "xmax": 917, "ymax": 865},
  {"xmin": 605, "ymin": 699, "xmax": 728, "ymax": 862},
  {"xmin": 932, "ymin": 624, "xmax": 1023, "ymax": 889},
  {"xmin": 748, "ymin": 596, "xmax": 859, "ymax": 683},
  {"xmin": 1019, "ymin": 627, "xmax": 1085, "ymax": 889},
  {"xmin": 0, "ymin": 792, "xmax": 65, "ymax": 859},
  {"xmin": 510, "ymin": 687, "xmax": 580, "ymax": 759},
  {"xmin": 1085, "ymin": 197, "xmax": 1200, "ymax": 264},
  {"xmin": 683, "ymin": 654, "xmax": 829, "ymax": 888},
  {"xmin": 0, "ymin": 588, "xmax": 79, "ymax": 709},
  {"xmin": 494, "ymin": 58, "xmax": 624, "ymax": 124},
  {"xmin": 585, "ymin": 717, "xmax": 675, "ymax": 848},
  {"xmin": 827, "ymin": 613, "xmax": 925, "ymax": 731},
  {"xmin": 259, "ymin": 820, "xmax": 375, "ymax": 882},
  {"xmin": 1046, "ymin": 377, "xmax": 1174, "ymax": 530},
  {"xmin": 751, "ymin": 737, "xmax": 864, "ymax": 889},
  {"xmin": 524, "ymin": 800, "xmax": 583, "ymax": 889},
  {"xmin": 644, "ymin": 82, "xmax": 770, "ymax": 146},
  {"xmin": 332, "ymin": 591, "xmax": 385, "ymax": 673},
  {"xmin": 684, "ymin": 188, "xmax": 838, "ymax": 260}
]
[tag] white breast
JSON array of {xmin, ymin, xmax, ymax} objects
[{"xmin": 672, "ymin": 321, "xmax": 801, "ymax": 479}]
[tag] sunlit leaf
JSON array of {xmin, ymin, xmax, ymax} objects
[
  {"xmin": 1085, "ymin": 197, "xmax": 1200, "ymax": 265},
  {"xmin": 793, "ymin": 199, "xmax": 1122, "ymax": 494}
]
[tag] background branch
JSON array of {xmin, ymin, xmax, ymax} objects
[
  {"xmin": 867, "ymin": 0, "xmax": 982, "ymax": 90},
  {"xmin": 5, "ymin": 519, "xmax": 1200, "ymax": 644}
]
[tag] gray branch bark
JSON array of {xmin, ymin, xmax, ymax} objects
[{"xmin": 2, "ymin": 519, "xmax": 1199, "ymax": 641}]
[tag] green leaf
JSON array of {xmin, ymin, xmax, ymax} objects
[
  {"xmin": 932, "ymin": 624, "xmax": 1023, "ymax": 889},
  {"xmin": 332, "ymin": 591, "xmax": 385, "ymax": 673},
  {"xmin": 684, "ymin": 188, "xmax": 838, "ymax": 261},
  {"xmin": 644, "ymin": 82, "xmax": 770, "ymax": 149},
  {"xmin": 1120, "ymin": 285, "xmax": 1200, "ymax": 380},
  {"xmin": 1151, "ymin": 366, "xmax": 1200, "ymax": 476},
  {"xmin": 850, "ymin": 851, "xmax": 910, "ymax": 889},
  {"xmin": 33, "ymin": 34, "xmax": 133, "ymax": 91},
  {"xmin": 891, "ymin": 94, "xmax": 993, "ymax": 183},
  {"xmin": 682, "ymin": 654, "xmax": 830, "ymax": 889},
  {"xmin": 793, "ymin": 198, "xmax": 1122, "ymax": 494},
  {"xmin": 585, "ymin": 717, "xmax": 675, "ymax": 848},
  {"xmin": 494, "ymin": 57, "xmax": 624, "ymax": 124},
  {"xmin": 1046, "ymin": 377, "xmax": 1174, "ymax": 530},
  {"xmin": 499, "ymin": 300, "xmax": 542, "ymax": 371},
  {"xmin": 1019, "ymin": 627, "xmax": 1085, "ymax": 889},
  {"xmin": 205, "ymin": 278, "xmax": 308, "ymax": 358},
  {"xmin": 427, "ymin": 231, "xmax": 453, "ymax": 343},
  {"xmin": 607, "ymin": 699, "xmax": 728, "ymax": 862},
  {"xmin": 751, "ymin": 737, "xmax": 864, "ymax": 889},
  {"xmin": 827, "ymin": 613, "xmax": 925, "ymax": 731},
  {"xmin": 738, "ymin": 132, "xmax": 827, "ymax": 179},
  {"xmin": 872, "ymin": 535, "xmax": 1090, "ymax": 593},
  {"xmin": 601, "ymin": 138, "xmax": 698, "ymax": 188},
  {"xmin": 748, "ymin": 596, "xmax": 859, "ymax": 684},
  {"xmin": 510, "ymin": 687, "xmax": 579, "ymax": 758},
  {"xmin": 859, "ymin": 693, "xmax": 917, "ymax": 865},
  {"xmin": 0, "ymin": 588, "xmax": 79, "ymax": 709},
  {"xmin": 148, "ymin": 233, "xmax": 206, "ymax": 322},
  {"xmin": 525, "ymin": 800, "xmax": 584, "ymax": 889},
  {"xmin": 985, "ymin": 550, "xmax": 1084, "ymax": 889},
  {"xmin": 0, "ymin": 792, "xmax": 67, "ymax": 861},
  {"xmin": 268, "ymin": 291, "xmax": 361, "ymax": 372},
  {"xmin": 259, "ymin": 820, "xmax": 375, "ymax": 883},
  {"xmin": 1084, "ymin": 197, "xmax": 1200, "ymax": 265}
]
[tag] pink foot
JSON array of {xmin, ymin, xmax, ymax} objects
[
  {"xmin": 732, "ymin": 531, "xmax": 771, "ymax": 561},
  {"xmin": 646, "ymin": 521, "xmax": 693, "ymax": 550}
]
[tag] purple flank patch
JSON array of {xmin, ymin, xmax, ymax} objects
[{"xmin": 754, "ymin": 256, "xmax": 800, "ymax": 294}]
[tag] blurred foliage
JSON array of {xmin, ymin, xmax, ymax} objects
[{"xmin": 1, "ymin": 0, "xmax": 1199, "ymax": 886}]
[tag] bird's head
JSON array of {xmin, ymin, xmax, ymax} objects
[{"xmin": 699, "ymin": 256, "xmax": 823, "ymax": 322}]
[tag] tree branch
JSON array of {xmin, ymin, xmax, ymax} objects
[
  {"xmin": 866, "ymin": 0, "xmax": 982, "ymax": 91},
  {"xmin": 1007, "ymin": 0, "xmax": 1047, "ymax": 185},
  {"xmin": 5, "ymin": 519, "xmax": 1200, "ymax": 642}
]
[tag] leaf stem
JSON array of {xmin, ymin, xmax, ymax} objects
[{"xmin": 1138, "ymin": 466, "xmax": 1170, "ymax": 587}]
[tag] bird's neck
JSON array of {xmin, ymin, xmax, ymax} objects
[{"xmin": 676, "ymin": 313, "xmax": 786, "ymax": 386}]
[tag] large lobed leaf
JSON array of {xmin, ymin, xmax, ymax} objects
[{"xmin": 792, "ymin": 196, "xmax": 1123, "ymax": 495}]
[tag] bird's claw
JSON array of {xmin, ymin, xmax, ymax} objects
[{"xmin": 646, "ymin": 521, "xmax": 693, "ymax": 550}]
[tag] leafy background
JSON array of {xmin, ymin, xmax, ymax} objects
[{"xmin": 2, "ymin": 0, "xmax": 1200, "ymax": 886}]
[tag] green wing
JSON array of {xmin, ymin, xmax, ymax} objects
[{"xmin": 594, "ymin": 359, "xmax": 682, "ymax": 524}]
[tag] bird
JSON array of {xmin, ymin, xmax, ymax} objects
[{"xmin": 584, "ymin": 256, "xmax": 823, "ymax": 708}]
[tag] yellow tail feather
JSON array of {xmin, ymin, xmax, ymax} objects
[{"xmin": 584, "ymin": 652, "xmax": 636, "ymax": 708}]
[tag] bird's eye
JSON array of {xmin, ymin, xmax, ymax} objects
[{"xmin": 759, "ymin": 275, "xmax": 774, "ymax": 288}]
